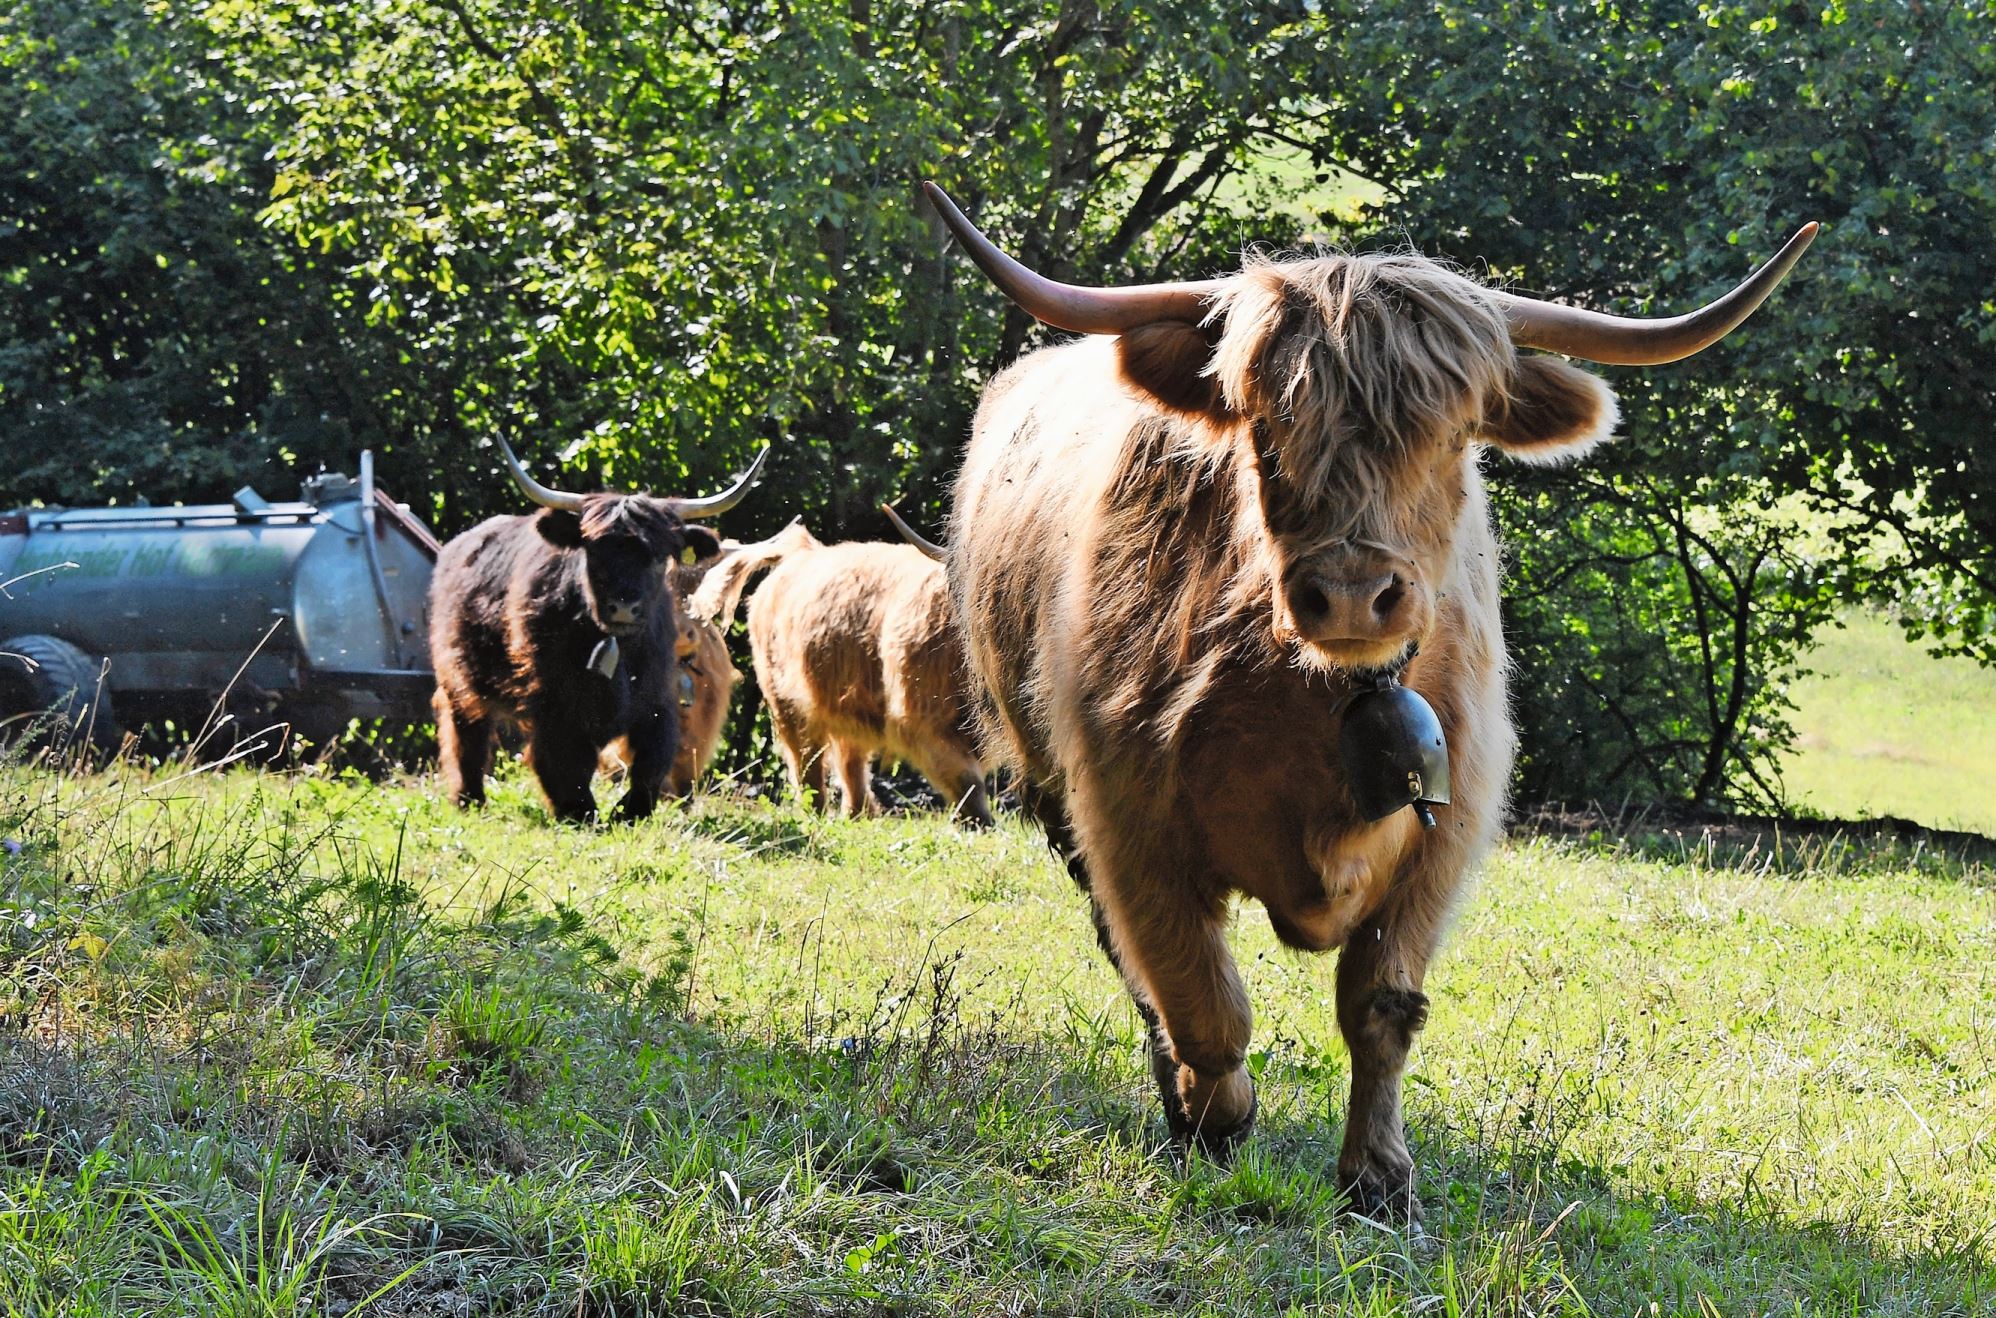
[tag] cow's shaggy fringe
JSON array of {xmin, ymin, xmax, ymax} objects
[{"xmin": 1210, "ymin": 250, "xmax": 1513, "ymax": 507}]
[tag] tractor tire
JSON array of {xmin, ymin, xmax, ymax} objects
[{"xmin": 0, "ymin": 634, "xmax": 120, "ymax": 752}]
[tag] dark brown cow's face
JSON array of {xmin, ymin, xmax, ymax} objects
[
  {"xmin": 537, "ymin": 495, "xmax": 722, "ymax": 637},
  {"xmin": 1118, "ymin": 253, "xmax": 1618, "ymax": 672}
]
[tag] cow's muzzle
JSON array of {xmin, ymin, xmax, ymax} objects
[
  {"xmin": 602, "ymin": 601, "xmax": 644, "ymax": 634},
  {"xmin": 1283, "ymin": 566, "xmax": 1431, "ymax": 659}
]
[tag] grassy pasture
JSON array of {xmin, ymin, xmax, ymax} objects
[
  {"xmin": 0, "ymin": 762, "xmax": 1991, "ymax": 1316},
  {"xmin": 1781, "ymin": 611, "xmax": 1996, "ymax": 838}
]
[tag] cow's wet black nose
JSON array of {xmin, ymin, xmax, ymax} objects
[{"xmin": 1291, "ymin": 580, "xmax": 1331, "ymax": 622}]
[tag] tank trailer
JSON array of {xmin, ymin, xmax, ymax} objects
[{"xmin": 0, "ymin": 454, "xmax": 438, "ymax": 749}]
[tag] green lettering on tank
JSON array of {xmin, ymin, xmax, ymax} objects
[
  {"xmin": 127, "ymin": 543, "xmax": 178, "ymax": 578},
  {"xmin": 175, "ymin": 542, "xmax": 287, "ymax": 577},
  {"xmin": 16, "ymin": 537, "xmax": 288, "ymax": 583},
  {"xmin": 13, "ymin": 542, "xmax": 129, "ymax": 577}
]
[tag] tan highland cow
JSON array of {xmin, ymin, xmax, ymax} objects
[
  {"xmin": 665, "ymin": 585, "xmax": 743, "ymax": 796},
  {"xmin": 925, "ymin": 181, "xmax": 1813, "ymax": 1218},
  {"xmin": 689, "ymin": 520, "xmax": 993, "ymax": 826}
]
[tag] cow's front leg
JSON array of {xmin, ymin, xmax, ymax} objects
[
  {"xmin": 1018, "ymin": 784, "xmax": 1184, "ymax": 1132},
  {"xmin": 1333, "ymin": 891, "xmax": 1445, "ymax": 1221},
  {"xmin": 1092, "ymin": 856, "xmax": 1257, "ymax": 1156},
  {"xmin": 613, "ymin": 706, "xmax": 676, "ymax": 822},
  {"xmin": 530, "ymin": 728, "xmax": 601, "ymax": 824}
]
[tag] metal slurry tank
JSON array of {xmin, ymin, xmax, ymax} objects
[{"xmin": 0, "ymin": 453, "xmax": 439, "ymax": 743}]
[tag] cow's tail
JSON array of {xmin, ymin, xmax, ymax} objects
[{"xmin": 686, "ymin": 518, "xmax": 819, "ymax": 627}]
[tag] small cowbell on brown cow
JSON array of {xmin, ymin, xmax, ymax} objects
[
  {"xmin": 428, "ymin": 441, "xmax": 765, "ymax": 824},
  {"xmin": 926, "ymin": 179, "xmax": 1814, "ymax": 1219}
]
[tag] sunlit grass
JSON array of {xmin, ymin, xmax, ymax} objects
[
  {"xmin": 1, "ymin": 761, "xmax": 1990, "ymax": 1314},
  {"xmin": 1782, "ymin": 609, "xmax": 1996, "ymax": 836}
]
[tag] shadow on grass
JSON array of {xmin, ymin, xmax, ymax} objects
[{"xmin": 1522, "ymin": 801, "xmax": 1996, "ymax": 885}]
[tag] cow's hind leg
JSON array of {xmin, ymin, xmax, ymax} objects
[
  {"xmin": 1019, "ymin": 784, "xmax": 1242, "ymax": 1152},
  {"xmin": 434, "ymin": 689, "xmax": 492, "ymax": 809},
  {"xmin": 830, "ymin": 740, "xmax": 874, "ymax": 818},
  {"xmin": 1333, "ymin": 883, "xmax": 1450, "ymax": 1222},
  {"xmin": 769, "ymin": 699, "xmax": 828, "ymax": 812}
]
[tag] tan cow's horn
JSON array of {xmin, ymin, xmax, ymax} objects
[
  {"xmin": 929, "ymin": 178, "xmax": 1816, "ymax": 366},
  {"xmin": 1495, "ymin": 223, "xmax": 1819, "ymax": 365},
  {"xmin": 498, "ymin": 437, "xmax": 587, "ymax": 513},
  {"xmin": 669, "ymin": 445, "xmax": 770, "ymax": 521},
  {"xmin": 924, "ymin": 182, "xmax": 1219, "ymax": 335},
  {"xmin": 881, "ymin": 503, "xmax": 946, "ymax": 562}
]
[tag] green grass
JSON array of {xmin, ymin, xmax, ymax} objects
[
  {"xmin": 1, "ymin": 761, "xmax": 1992, "ymax": 1315},
  {"xmin": 1781, "ymin": 610, "xmax": 1996, "ymax": 837}
]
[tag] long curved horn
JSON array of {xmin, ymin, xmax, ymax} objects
[
  {"xmin": 1496, "ymin": 223, "xmax": 1818, "ymax": 365},
  {"xmin": 669, "ymin": 444, "xmax": 770, "ymax": 521},
  {"xmin": 924, "ymin": 182, "xmax": 1219, "ymax": 335},
  {"xmin": 881, "ymin": 503, "xmax": 946, "ymax": 563},
  {"xmin": 497, "ymin": 437, "xmax": 587, "ymax": 513}
]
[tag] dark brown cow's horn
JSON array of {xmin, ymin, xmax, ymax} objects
[
  {"xmin": 924, "ymin": 182, "xmax": 1218, "ymax": 334},
  {"xmin": 498, "ymin": 437, "xmax": 587, "ymax": 513},
  {"xmin": 669, "ymin": 445, "xmax": 770, "ymax": 521},
  {"xmin": 1494, "ymin": 223, "xmax": 1819, "ymax": 365},
  {"xmin": 881, "ymin": 503, "xmax": 946, "ymax": 563}
]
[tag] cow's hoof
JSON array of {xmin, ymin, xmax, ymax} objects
[
  {"xmin": 1164, "ymin": 1074, "xmax": 1258, "ymax": 1161},
  {"xmin": 1338, "ymin": 1161, "xmax": 1420, "ymax": 1224}
]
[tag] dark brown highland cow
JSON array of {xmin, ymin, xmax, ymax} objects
[
  {"xmin": 429, "ymin": 442, "xmax": 764, "ymax": 823},
  {"xmin": 603, "ymin": 551, "xmax": 749, "ymax": 797},
  {"xmin": 926, "ymin": 181, "xmax": 1813, "ymax": 1216}
]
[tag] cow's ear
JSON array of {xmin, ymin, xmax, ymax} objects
[
  {"xmin": 1116, "ymin": 320, "xmax": 1233, "ymax": 420},
  {"xmin": 1480, "ymin": 356, "xmax": 1619, "ymax": 465},
  {"xmin": 535, "ymin": 508, "xmax": 585, "ymax": 547},
  {"xmin": 677, "ymin": 525, "xmax": 723, "ymax": 563}
]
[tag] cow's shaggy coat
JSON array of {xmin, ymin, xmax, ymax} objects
[
  {"xmin": 693, "ymin": 524, "xmax": 993, "ymax": 826},
  {"xmin": 950, "ymin": 252, "xmax": 1623, "ymax": 1217}
]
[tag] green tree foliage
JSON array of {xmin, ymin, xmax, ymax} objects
[
  {"xmin": 0, "ymin": 0, "xmax": 438, "ymax": 504},
  {"xmin": 187, "ymin": 0, "xmax": 1325, "ymax": 537},
  {"xmin": 3, "ymin": 0, "xmax": 1988, "ymax": 808}
]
